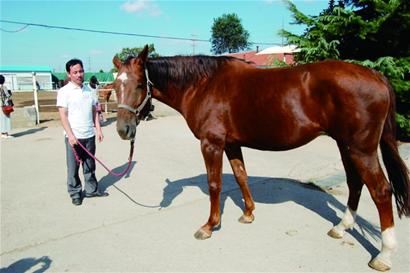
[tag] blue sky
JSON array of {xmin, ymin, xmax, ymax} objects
[{"xmin": 1, "ymin": 0, "xmax": 328, "ymax": 72}]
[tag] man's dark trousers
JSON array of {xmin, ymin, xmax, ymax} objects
[{"xmin": 65, "ymin": 136, "xmax": 98, "ymax": 199}]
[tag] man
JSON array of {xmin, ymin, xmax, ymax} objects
[
  {"xmin": 87, "ymin": 75, "xmax": 106, "ymax": 123},
  {"xmin": 57, "ymin": 59, "xmax": 108, "ymax": 206}
]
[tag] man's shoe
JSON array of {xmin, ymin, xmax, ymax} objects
[
  {"xmin": 85, "ymin": 191, "xmax": 109, "ymax": 198},
  {"xmin": 72, "ymin": 198, "xmax": 82, "ymax": 206}
]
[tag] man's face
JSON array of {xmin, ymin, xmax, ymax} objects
[{"xmin": 68, "ymin": 64, "xmax": 84, "ymax": 86}]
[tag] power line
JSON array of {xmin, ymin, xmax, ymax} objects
[
  {"xmin": 0, "ymin": 24, "xmax": 29, "ymax": 33},
  {"xmin": 0, "ymin": 19, "xmax": 280, "ymax": 46},
  {"xmin": 0, "ymin": 19, "xmax": 210, "ymax": 42}
]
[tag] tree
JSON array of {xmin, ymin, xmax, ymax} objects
[
  {"xmin": 111, "ymin": 44, "xmax": 159, "ymax": 72},
  {"xmin": 112, "ymin": 44, "xmax": 159, "ymax": 71},
  {"xmin": 211, "ymin": 13, "xmax": 250, "ymax": 54},
  {"xmin": 280, "ymin": 0, "xmax": 410, "ymax": 140}
]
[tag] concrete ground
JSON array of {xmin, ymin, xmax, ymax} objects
[{"xmin": 1, "ymin": 115, "xmax": 409, "ymax": 272}]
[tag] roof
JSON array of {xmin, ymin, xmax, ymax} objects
[
  {"xmin": 226, "ymin": 45, "xmax": 299, "ymax": 66},
  {"xmin": 256, "ymin": 45, "xmax": 300, "ymax": 55},
  {"xmin": 226, "ymin": 50, "xmax": 270, "ymax": 66},
  {"xmin": 0, "ymin": 66, "xmax": 53, "ymax": 73}
]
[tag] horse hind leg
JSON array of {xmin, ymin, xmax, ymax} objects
[
  {"xmin": 334, "ymin": 145, "xmax": 397, "ymax": 271},
  {"xmin": 328, "ymin": 143, "xmax": 363, "ymax": 239},
  {"xmin": 225, "ymin": 144, "xmax": 255, "ymax": 223}
]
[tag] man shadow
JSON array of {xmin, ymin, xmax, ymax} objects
[
  {"xmin": 160, "ymin": 174, "xmax": 380, "ymax": 257},
  {"xmin": 0, "ymin": 256, "xmax": 52, "ymax": 273}
]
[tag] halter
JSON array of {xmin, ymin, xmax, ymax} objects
[{"xmin": 117, "ymin": 68, "xmax": 154, "ymax": 120}]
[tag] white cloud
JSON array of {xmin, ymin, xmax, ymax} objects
[
  {"xmin": 90, "ymin": 49, "xmax": 104, "ymax": 56},
  {"xmin": 121, "ymin": 0, "xmax": 162, "ymax": 16}
]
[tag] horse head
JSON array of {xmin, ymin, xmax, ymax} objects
[{"xmin": 112, "ymin": 45, "xmax": 150, "ymax": 140}]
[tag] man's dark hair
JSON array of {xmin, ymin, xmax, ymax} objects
[
  {"xmin": 90, "ymin": 75, "xmax": 99, "ymax": 85},
  {"xmin": 0, "ymin": 75, "xmax": 4, "ymax": 84},
  {"xmin": 65, "ymin": 59, "xmax": 83, "ymax": 72}
]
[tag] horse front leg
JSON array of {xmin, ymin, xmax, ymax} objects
[{"xmin": 194, "ymin": 137, "xmax": 224, "ymax": 240}]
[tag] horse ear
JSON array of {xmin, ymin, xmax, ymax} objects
[
  {"xmin": 113, "ymin": 56, "xmax": 122, "ymax": 70},
  {"xmin": 138, "ymin": 45, "xmax": 149, "ymax": 63}
]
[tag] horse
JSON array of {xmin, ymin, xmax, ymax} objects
[
  {"xmin": 98, "ymin": 83, "xmax": 113, "ymax": 103},
  {"xmin": 112, "ymin": 45, "xmax": 409, "ymax": 271}
]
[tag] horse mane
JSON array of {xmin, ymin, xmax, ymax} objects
[{"xmin": 146, "ymin": 55, "xmax": 245, "ymax": 91}]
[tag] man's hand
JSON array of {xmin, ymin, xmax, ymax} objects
[
  {"xmin": 67, "ymin": 134, "xmax": 78, "ymax": 146},
  {"xmin": 96, "ymin": 130, "xmax": 104, "ymax": 143}
]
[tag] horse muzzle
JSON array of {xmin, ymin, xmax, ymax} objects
[{"xmin": 117, "ymin": 120, "xmax": 137, "ymax": 140}]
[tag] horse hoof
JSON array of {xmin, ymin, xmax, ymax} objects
[
  {"xmin": 327, "ymin": 227, "xmax": 344, "ymax": 239},
  {"xmin": 368, "ymin": 257, "xmax": 391, "ymax": 272},
  {"xmin": 238, "ymin": 214, "xmax": 254, "ymax": 224},
  {"xmin": 194, "ymin": 228, "xmax": 211, "ymax": 240}
]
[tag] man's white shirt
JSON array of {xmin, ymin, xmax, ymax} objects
[{"xmin": 57, "ymin": 81, "xmax": 98, "ymax": 139}]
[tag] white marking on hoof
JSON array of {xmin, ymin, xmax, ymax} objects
[
  {"xmin": 381, "ymin": 227, "xmax": 397, "ymax": 253},
  {"xmin": 340, "ymin": 207, "xmax": 357, "ymax": 229},
  {"xmin": 328, "ymin": 207, "xmax": 357, "ymax": 239},
  {"xmin": 238, "ymin": 214, "xmax": 254, "ymax": 224},
  {"xmin": 369, "ymin": 227, "xmax": 397, "ymax": 271},
  {"xmin": 194, "ymin": 228, "xmax": 211, "ymax": 240},
  {"xmin": 327, "ymin": 225, "xmax": 345, "ymax": 239},
  {"xmin": 369, "ymin": 256, "xmax": 391, "ymax": 272}
]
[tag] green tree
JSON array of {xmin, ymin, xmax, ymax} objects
[
  {"xmin": 211, "ymin": 13, "xmax": 250, "ymax": 54},
  {"xmin": 111, "ymin": 44, "xmax": 159, "ymax": 72},
  {"xmin": 117, "ymin": 44, "xmax": 159, "ymax": 61},
  {"xmin": 280, "ymin": 0, "xmax": 410, "ymax": 140}
]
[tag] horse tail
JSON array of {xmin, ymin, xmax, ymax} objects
[{"xmin": 380, "ymin": 81, "xmax": 410, "ymax": 218}]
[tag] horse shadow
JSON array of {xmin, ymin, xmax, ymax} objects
[
  {"xmin": 98, "ymin": 161, "xmax": 137, "ymax": 191},
  {"xmin": 0, "ymin": 256, "xmax": 52, "ymax": 273},
  {"xmin": 101, "ymin": 116, "xmax": 116, "ymax": 127},
  {"xmin": 160, "ymin": 174, "xmax": 381, "ymax": 257}
]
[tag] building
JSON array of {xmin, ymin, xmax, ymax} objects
[
  {"xmin": 0, "ymin": 66, "xmax": 54, "ymax": 91},
  {"xmin": 53, "ymin": 72, "xmax": 115, "ymax": 88},
  {"xmin": 226, "ymin": 45, "xmax": 300, "ymax": 67}
]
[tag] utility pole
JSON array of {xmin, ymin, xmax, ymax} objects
[
  {"xmin": 281, "ymin": 17, "xmax": 284, "ymax": 46},
  {"xmin": 32, "ymin": 72, "xmax": 40, "ymax": 125},
  {"xmin": 191, "ymin": 34, "xmax": 196, "ymax": 55}
]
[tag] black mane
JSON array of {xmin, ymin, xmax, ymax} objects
[{"xmin": 146, "ymin": 55, "xmax": 243, "ymax": 91}]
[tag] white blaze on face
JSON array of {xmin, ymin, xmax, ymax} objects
[{"xmin": 118, "ymin": 72, "xmax": 128, "ymax": 93}]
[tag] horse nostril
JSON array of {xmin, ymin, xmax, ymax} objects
[{"xmin": 116, "ymin": 121, "xmax": 136, "ymax": 140}]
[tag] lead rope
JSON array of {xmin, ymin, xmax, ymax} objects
[{"xmin": 71, "ymin": 139, "xmax": 135, "ymax": 177}]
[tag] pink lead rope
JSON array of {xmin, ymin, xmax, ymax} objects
[{"xmin": 71, "ymin": 139, "xmax": 135, "ymax": 177}]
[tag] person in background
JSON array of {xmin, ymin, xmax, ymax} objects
[
  {"xmin": 0, "ymin": 75, "xmax": 13, "ymax": 139},
  {"xmin": 57, "ymin": 59, "xmax": 108, "ymax": 206},
  {"xmin": 88, "ymin": 75, "xmax": 106, "ymax": 123}
]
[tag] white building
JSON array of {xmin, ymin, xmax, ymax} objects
[{"xmin": 0, "ymin": 66, "xmax": 53, "ymax": 91}]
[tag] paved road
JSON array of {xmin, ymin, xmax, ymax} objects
[{"xmin": 1, "ymin": 116, "xmax": 409, "ymax": 272}]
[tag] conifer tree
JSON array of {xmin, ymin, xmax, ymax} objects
[{"xmin": 280, "ymin": 0, "xmax": 410, "ymax": 139}]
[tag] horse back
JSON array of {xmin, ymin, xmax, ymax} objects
[{"xmin": 188, "ymin": 60, "xmax": 391, "ymax": 151}]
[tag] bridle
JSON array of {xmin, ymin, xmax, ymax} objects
[{"xmin": 117, "ymin": 68, "xmax": 154, "ymax": 121}]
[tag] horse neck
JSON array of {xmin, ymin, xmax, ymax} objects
[
  {"xmin": 149, "ymin": 78, "xmax": 187, "ymax": 115},
  {"xmin": 146, "ymin": 58, "xmax": 209, "ymax": 115}
]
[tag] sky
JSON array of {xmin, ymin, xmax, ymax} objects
[{"xmin": 0, "ymin": 0, "xmax": 328, "ymax": 72}]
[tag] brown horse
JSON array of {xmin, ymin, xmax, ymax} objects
[{"xmin": 112, "ymin": 45, "xmax": 409, "ymax": 271}]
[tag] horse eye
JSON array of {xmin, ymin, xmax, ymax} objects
[{"xmin": 136, "ymin": 84, "xmax": 144, "ymax": 90}]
